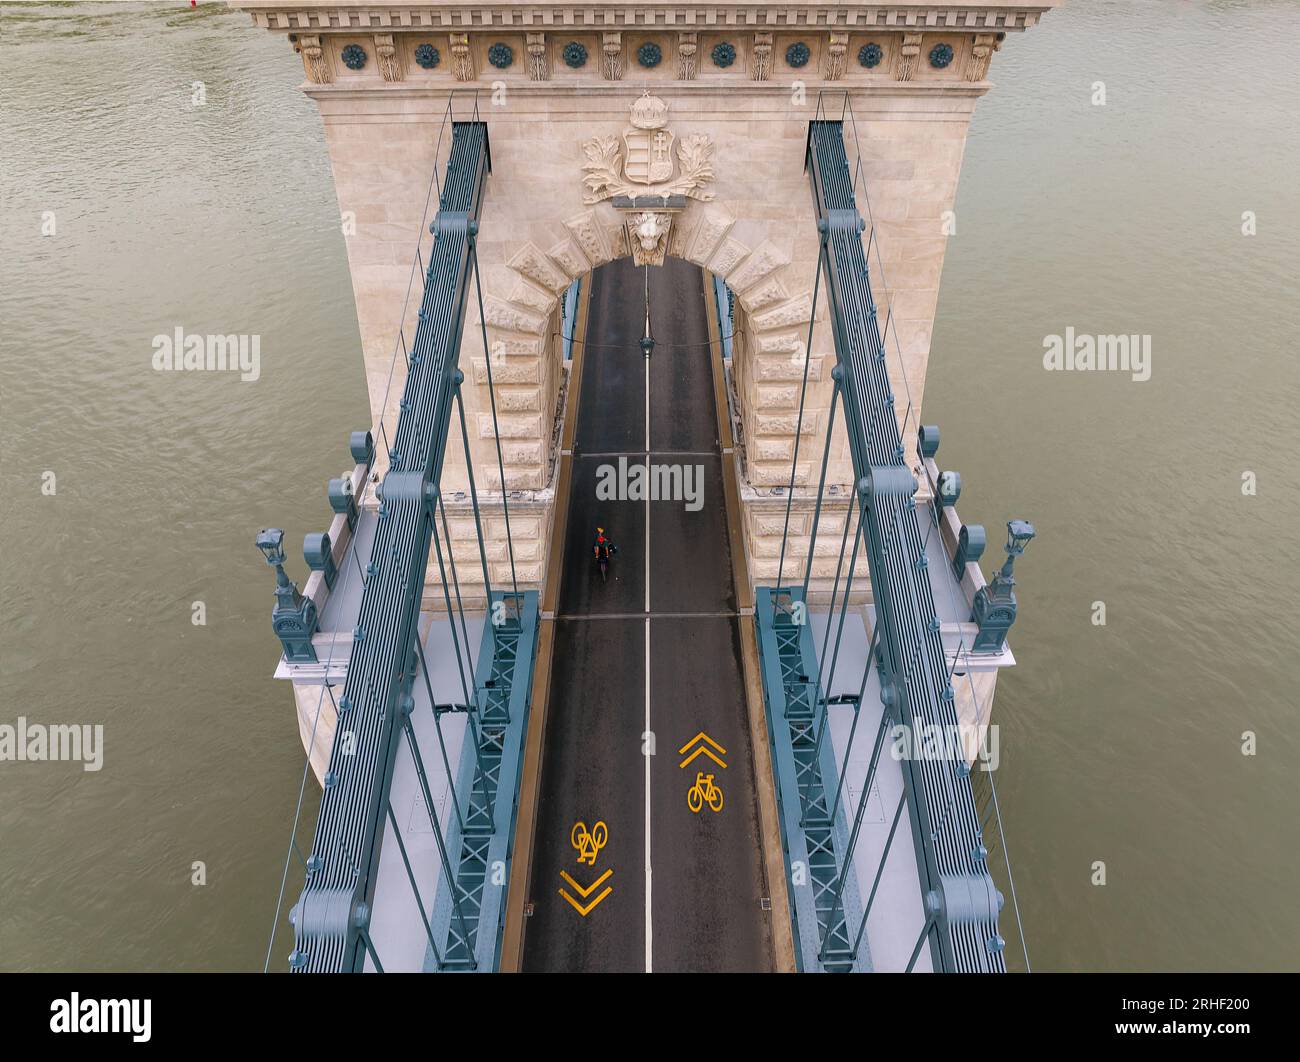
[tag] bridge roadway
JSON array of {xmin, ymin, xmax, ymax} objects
[{"xmin": 521, "ymin": 257, "xmax": 775, "ymax": 972}]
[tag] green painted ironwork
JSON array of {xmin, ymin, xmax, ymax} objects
[
  {"xmin": 755, "ymin": 587, "xmax": 862, "ymax": 972},
  {"xmin": 434, "ymin": 590, "xmax": 538, "ymax": 971},
  {"xmin": 281, "ymin": 118, "xmax": 496, "ymax": 973}
]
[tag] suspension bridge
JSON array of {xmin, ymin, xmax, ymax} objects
[{"xmin": 253, "ymin": 89, "xmax": 1034, "ymax": 973}]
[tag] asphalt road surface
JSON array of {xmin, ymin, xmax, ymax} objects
[{"xmin": 521, "ymin": 257, "xmax": 776, "ymax": 972}]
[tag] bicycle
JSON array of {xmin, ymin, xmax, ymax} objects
[{"xmin": 593, "ymin": 542, "xmax": 617, "ymax": 583}]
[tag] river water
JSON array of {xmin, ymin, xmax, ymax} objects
[{"xmin": 0, "ymin": 1, "xmax": 1296, "ymax": 971}]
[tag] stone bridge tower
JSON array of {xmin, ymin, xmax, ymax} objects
[{"xmin": 234, "ymin": 1, "xmax": 1056, "ymax": 603}]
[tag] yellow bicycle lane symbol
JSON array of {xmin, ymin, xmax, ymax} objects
[
  {"xmin": 687, "ymin": 772, "xmax": 724, "ymax": 814},
  {"xmin": 562, "ymin": 820, "xmax": 613, "ymax": 916},
  {"xmin": 680, "ymin": 732, "xmax": 727, "ymax": 814},
  {"xmin": 570, "ymin": 820, "xmax": 608, "ymax": 865}
]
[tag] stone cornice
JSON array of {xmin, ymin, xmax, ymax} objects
[
  {"xmin": 230, "ymin": 2, "xmax": 1059, "ymax": 34},
  {"xmin": 300, "ymin": 82, "xmax": 989, "ymax": 101}
]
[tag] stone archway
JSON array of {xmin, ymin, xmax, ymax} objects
[
  {"xmin": 470, "ymin": 117, "xmax": 841, "ymax": 491},
  {"xmin": 442, "ymin": 89, "xmax": 875, "ymax": 601}
]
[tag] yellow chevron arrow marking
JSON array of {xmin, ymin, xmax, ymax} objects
[
  {"xmin": 560, "ymin": 868, "xmax": 613, "ymax": 898},
  {"xmin": 678, "ymin": 731, "xmax": 727, "ymax": 770},
  {"xmin": 559, "ymin": 869, "xmax": 614, "ymax": 916}
]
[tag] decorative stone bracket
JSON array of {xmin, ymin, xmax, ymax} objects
[
  {"xmin": 968, "ymin": 33, "xmax": 1003, "ymax": 82},
  {"xmin": 451, "ymin": 32, "xmax": 473, "ymax": 81},
  {"xmin": 678, "ymin": 32, "xmax": 698, "ymax": 81},
  {"xmin": 825, "ymin": 32, "xmax": 848, "ymax": 81},
  {"xmin": 602, "ymin": 32, "xmax": 622, "ymax": 81},
  {"xmin": 898, "ymin": 33, "xmax": 923, "ymax": 81},
  {"xmin": 375, "ymin": 34, "xmax": 402, "ymax": 82},
  {"xmin": 752, "ymin": 32, "xmax": 773, "ymax": 81},
  {"xmin": 526, "ymin": 32, "xmax": 548, "ymax": 81},
  {"xmin": 293, "ymin": 34, "xmax": 329, "ymax": 84}
]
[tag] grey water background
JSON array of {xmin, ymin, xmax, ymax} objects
[{"xmin": 0, "ymin": 1, "xmax": 1295, "ymax": 971}]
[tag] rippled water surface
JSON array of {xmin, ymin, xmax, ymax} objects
[{"xmin": 0, "ymin": 1, "xmax": 1297, "ymax": 970}]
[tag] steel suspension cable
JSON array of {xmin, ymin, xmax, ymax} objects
[
  {"xmin": 469, "ymin": 243, "xmax": 519, "ymax": 603},
  {"xmin": 775, "ymin": 234, "xmax": 827, "ymax": 590}
]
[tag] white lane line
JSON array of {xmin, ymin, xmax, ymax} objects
[
  {"xmin": 643, "ymin": 338, "xmax": 652, "ymax": 973},
  {"xmin": 644, "ymin": 617, "xmax": 652, "ymax": 973}
]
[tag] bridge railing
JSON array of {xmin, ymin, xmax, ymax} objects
[
  {"xmin": 819, "ymin": 88, "xmax": 1034, "ymax": 971},
  {"xmin": 896, "ymin": 482, "xmax": 1032, "ymax": 972},
  {"xmin": 778, "ymin": 111, "xmax": 1026, "ymax": 972},
  {"xmin": 262, "ymin": 91, "xmax": 489, "ymax": 973}
]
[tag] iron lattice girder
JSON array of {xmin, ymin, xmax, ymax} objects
[
  {"xmin": 290, "ymin": 123, "xmax": 492, "ymax": 974},
  {"xmin": 755, "ymin": 589, "xmax": 856, "ymax": 973},
  {"xmin": 804, "ymin": 120, "xmax": 1005, "ymax": 972},
  {"xmin": 437, "ymin": 593, "xmax": 536, "ymax": 971}
]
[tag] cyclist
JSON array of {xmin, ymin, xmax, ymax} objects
[{"xmin": 593, "ymin": 527, "xmax": 617, "ymax": 581}]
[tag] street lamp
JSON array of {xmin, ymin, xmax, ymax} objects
[
  {"xmin": 971, "ymin": 519, "xmax": 1035, "ymax": 653},
  {"xmin": 640, "ymin": 262, "xmax": 654, "ymax": 359},
  {"xmin": 257, "ymin": 527, "xmax": 319, "ymax": 663},
  {"xmin": 1000, "ymin": 520, "xmax": 1036, "ymax": 574},
  {"xmin": 255, "ymin": 526, "xmax": 286, "ymax": 569}
]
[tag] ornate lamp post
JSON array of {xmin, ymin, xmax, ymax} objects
[
  {"xmin": 639, "ymin": 262, "xmax": 655, "ymax": 359},
  {"xmin": 971, "ymin": 519, "xmax": 1035, "ymax": 652},
  {"xmin": 256, "ymin": 527, "xmax": 319, "ymax": 662}
]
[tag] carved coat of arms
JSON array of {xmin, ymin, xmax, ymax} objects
[
  {"xmin": 623, "ymin": 96, "xmax": 675, "ymax": 184},
  {"xmin": 581, "ymin": 94, "xmax": 715, "ymax": 205}
]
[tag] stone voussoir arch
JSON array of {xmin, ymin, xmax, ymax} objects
[{"xmin": 481, "ymin": 195, "xmax": 829, "ymax": 473}]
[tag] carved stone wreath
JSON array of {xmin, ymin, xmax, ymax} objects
[
  {"xmin": 488, "ymin": 42, "xmax": 514, "ymax": 69},
  {"xmin": 859, "ymin": 42, "xmax": 883, "ymax": 69},
  {"xmin": 712, "ymin": 42, "xmax": 736, "ymax": 68},
  {"xmin": 414, "ymin": 43, "xmax": 440, "ymax": 69},
  {"xmin": 637, "ymin": 42, "xmax": 662, "ymax": 67},
  {"xmin": 929, "ymin": 43, "xmax": 955, "ymax": 68},
  {"xmin": 581, "ymin": 133, "xmax": 715, "ymax": 204},
  {"xmin": 340, "ymin": 44, "xmax": 367, "ymax": 70},
  {"xmin": 786, "ymin": 42, "xmax": 810, "ymax": 68}
]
